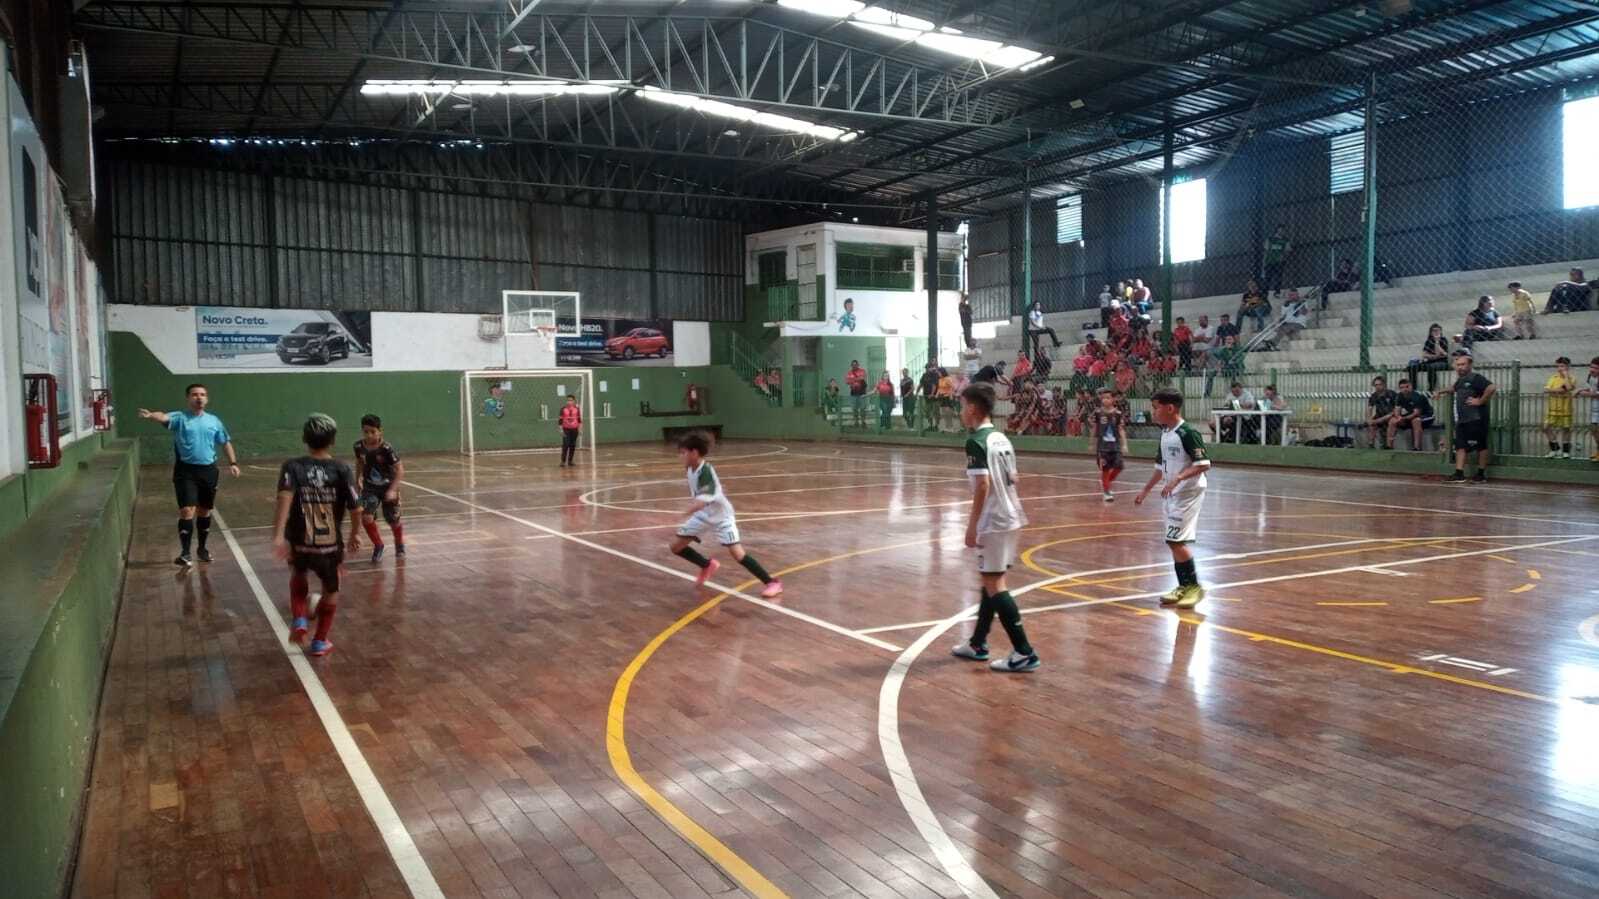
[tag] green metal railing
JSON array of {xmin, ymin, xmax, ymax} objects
[{"xmin": 762, "ymin": 281, "xmax": 822, "ymax": 322}]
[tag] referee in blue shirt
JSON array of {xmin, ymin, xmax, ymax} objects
[{"xmin": 139, "ymin": 383, "xmax": 240, "ymax": 566}]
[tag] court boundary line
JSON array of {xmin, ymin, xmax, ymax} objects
[
  {"xmin": 214, "ymin": 512, "xmax": 445, "ymax": 899},
  {"xmin": 406, "ymin": 480, "xmax": 903, "ymax": 652}
]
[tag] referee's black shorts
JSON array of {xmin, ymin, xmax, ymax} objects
[{"xmin": 172, "ymin": 461, "xmax": 220, "ymax": 509}]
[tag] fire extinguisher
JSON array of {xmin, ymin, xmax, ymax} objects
[
  {"xmin": 24, "ymin": 373, "xmax": 61, "ymax": 468},
  {"xmin": 92, "ymin": 388, "xmax": 113, "ymax": 431}
]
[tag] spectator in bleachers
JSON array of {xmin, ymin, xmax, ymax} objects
[
  {"xmin": 1070, "ymin": 389, "xmax": 1093, "ymax": 437},
  {"xmin": 1084, "ymin": 332, "xmax": 1106, "ymax": 359},
  {"xmin": 1262, "ymin": 385, "xmax": 1289, "ymax": 445},
  {"xmin": 1221, "ymin": 381, "xmax": 1258, "ymax": 443},
  {"xmin": 1365, "ymin": 375, "xmax": 1399, "ymax": 449},
  {"xmin": 1277, "ymin": 291, "xmax": 1311, "ymax": 344},
  {"xmin": 845, "ymin": 360, "xmax": 868, "ymax": 427},
  {"xmin": 1034, "ymin": 347, "xmax": 1055, "ymax": 384},
  {"xmin": 753, "ymin": 367, "xmax": 767, "ymax": 398},
  {"xmin": 1408, "ymin": 323, "xmax": 1453, "ymax": 392},
  {"xmin": 958, "ymin": 293, "xmax": 975, "ymax": 349},
  {"xmin": 1114, "ymin": 361, "xmax": 1136, "ymax": 395},
  {"xmin": 1239, "ymin": 278, "xmax": 1271, "ymax": 333},
  {"xmin": 1322, "ymin": 258, "xmax": 1359, "ymax": 308},
  {"xmin": 1129, "ymin": 329, "xmax": 1156, "ymax": 364},
  {"xmin": 1171, "ymin": 316, "xmax": 1194, "ymax": 372},
  {"xmin": 1508, "ymin": 281, "xmax": 1537, "ymax": 339},
  {"xmin": 1027, "ymin": 300, "xmax": 1062, "ymax": 353},
  {"xmin": 1389, "ymin": 379, "xmax": 1435, "ymax": 452},
  {"xmin": 1204, "ymin": 334, "xmax": 1243, "ymax": 397},
  {"xmin": 1263, "ymin": 224, "xmax": 1292, "ymax": 296},
  {"xmin": 1545, "ymin": 356, "xmax": 1576, "ymax": 459},
  {"xmin": 1544, "ymin": 268, "xmax": 1595, "ymax": 314},
  {"xmin": 1462, "ymin": 295, "xmax": 1505, "ymax": 347},
  {"xmin": 1190, "ymin": 314, "xmax": 1214, "ymax": 369},
  {"xmin": 1098, "ymin": 284, "xmax": 1115, "ymax": 328},
  {"xmin": 767, "ymin": 368, "xmax": 782, "ymax": 405},
  {"xmin": 1009, "ymin": 351, "xmax": 1033, "ymax": 394},
  {"xmin": 1107, "ymin": 304, "xmax": 1132, "ymax": 350},
  {"xmin": 1580, "ymin": 357, "xmax": 1599, "ymax": 461},
  {"xmin": 824, "ymin": 378, "xmax": 841, "ymax": 418},
  {"xmin": 899, "ymin": 368, "xmax": 916, "ymax": 430},
  {"xmin": 1215, "ymin": 313, "xmax": 1241, "ymax": 343}
]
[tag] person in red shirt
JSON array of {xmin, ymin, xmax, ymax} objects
[
  {"xmin": 875, "ymin": 371, "xmax": 897, "ymax": 430},
  {"xmin": 1009, "ymin": 351, "xmax": 1033, "ymax": 396},
  {"xmin": 845, "ymin": 361, "xmax": 868, "ymax": 427},
  {"xmin": 1171, "ymin": 317, "xmax": 1194, "ymax": 372},
  {"xmin": 1130, "ymin": 332, "xmax": 1155, "ymax": 362},
  {"xmin": 558, "ymin": 394, "xmax": 582, "ymax": 467}
]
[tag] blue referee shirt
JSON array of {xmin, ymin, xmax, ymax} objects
[{"xmin": 167, "ymin": 410, "xmax": 231, "ymax": 465}]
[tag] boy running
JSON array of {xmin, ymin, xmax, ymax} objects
[
  {"xmin": 354, "ymin": 414, "xmax": 406, "ymax": 562},
  {"xmin": 669, "ymin": 431, "xmax": 783, "ymax": 598},
  {"xmin": 951, "ymin": 383, "xmax": 1040, "ymax": 673},
  {"xmin": 1135, "ymin": 388, "xmax": 1211, "ymax": 610},
  {"xmin": 273, "ymin": 414, "xmax": 363, "ymax": 656},
  {"xmin": 1091, "ymin": 388, "xmax": 1128, "ymax": 502},
  {"xmin": 558, "ymin": 394, "xmax": 583, "ymax": 466}
]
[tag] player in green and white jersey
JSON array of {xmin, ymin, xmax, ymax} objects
[
  {"xmin": 668, "ymin": 430, "xmax": 783, "ymax": 598},
  {"xmin": 1135, "ymin": 387, "xmax": 1211, "ymax": 609},
  {"xmin": 950, "ymin": 383, "xmax": 1040, "ymax": 673}
]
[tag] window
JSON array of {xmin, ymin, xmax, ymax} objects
[
  {"xmin": 757, "ymin": 251, "xmax": 787, "ymax": 288},
  {"xmin": 836, "ymin": 243, "xmax": 915, "ymax": 290},
  {"xmin": 1160, "ymin": 177, "xmax": 1207, "ymax": 264},
  {"xmin": 1564, "ymin": 95, "xmax": 1599, "ymax": 210},
  {"xmin": 937, "ymin": 253, "xmax": 962, "ymax": 291},
  {"xmin": 1055, "ymin": 193, "xmax": 1083, "ymax": 244},
  {"xmin": 1329, "ymin": 130, "xmax": 1364, "ymax": 195}
]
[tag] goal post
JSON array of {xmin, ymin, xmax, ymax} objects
[{"xmin": 460, "ymin": 369, "xmax": 597, "ymax": 463}]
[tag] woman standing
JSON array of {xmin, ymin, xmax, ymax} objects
[{"xmin": 876, "ymin": 371, "xmax": 897, "ymax": 431}]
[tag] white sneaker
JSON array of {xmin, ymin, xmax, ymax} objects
[
  {"xmin": 951, "ymin": 643, "xmax": 989, "ymax": 661},
  {"xmin": 1102, "ymin": 491, "xmax": 1115, "ymax": 503},
  {"xmin": 1546, "ymin": 450, "xmax": 1561, "ymax": 458},
  {"xmin": 1561, "ymin": 451, "xmax": 1572, "ymax": 459},
  {"xmin": 989, "ymin": 651, "xmax": 1039, "ymax": 673}
]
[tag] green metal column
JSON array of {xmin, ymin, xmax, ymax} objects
[
  {"xmin": 926, "ymin": 192, "xmax": 939, "ymax": 363},
  {"xmin": 1359, "ymin": 70, "xmax": 1378, "ymax": 370},
  {"xmin": 1161, "ymin": 127, "xmax": 1174, "ymax": 347},
  {"xmin": 1021, "ymin": 165, "xmax": 1032, "ymax": 354}
]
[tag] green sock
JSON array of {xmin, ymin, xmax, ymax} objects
[
  {"xmin": 674, "ymin": 546, "xmax": 711, "ymax": 569},
  {"xmin": 739, "ymin": 555, "xmax": 773, "ymax": 584},
  {"xmin": 991, "ymin": 591, "xmax": 1033, "ymax": 656}
]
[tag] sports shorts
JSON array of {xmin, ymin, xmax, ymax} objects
[
  {"xmin": 976, "ymin": 529, "xmax": 1021, "ymax": 574},
  {"xmin": 1163, "ymin": 488, "xmax": 1206, "ymax": 544},
  {"xmin": 677, "ymin": 508, "xmax": 741, "ymax": 546},
  {"xmin": 291, "ymin": 550, "xmax": 344, "ymax": 594},
  {"xmin": 1545, "ymin": 411, "xmax": 1573, "ymax": 429},
  {"xmin": 360, "ymin": 489, "xmax": 402, "ymax": 525},
  {"xmin": 173, "ymin": 461, "xmax": 219, "ymax": 509},
  {"xmin": 1454, "ymin": 418, "xmax": 1489, "ymax": 452},
  {"xmin": 1097, "ymin": 450, "xmax": 1124, "ymax": 470}
]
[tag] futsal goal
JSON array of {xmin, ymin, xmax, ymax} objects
[{"xmin": 460, "ymin": 368, "xmax": 597, "ymax": 462}]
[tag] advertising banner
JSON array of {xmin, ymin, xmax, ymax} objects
[
  {"xmin": 555, "ymin": 316, "xmax": 674, "ymax": 367},
  {"xmin": 195, "ymin": 307, "xmax": 373, "ymax": 369}
]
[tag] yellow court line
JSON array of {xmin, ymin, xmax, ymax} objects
[
  {"xmin": 1528, "ymin": 568, "xmax": 1542, "ymax": 580},
  {"xmin": 1430, "ymin": 596, "xmax": 1485, "ymax": 605},
  {"xmin": 1509, "ymin": 584, "xmax": 1536, "ymax": 594},
  {"xmin": 1315, "ymin": 601, "xmax": 1389, "ymax": 607}
]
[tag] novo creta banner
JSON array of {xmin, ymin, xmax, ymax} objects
[
  {"xmin": 555, "ymin": 316, "xmax": 674, "ymax": 367},
  {"xmin": 196, "ymin": 307, "xmax": 373, "ymax": 369}
]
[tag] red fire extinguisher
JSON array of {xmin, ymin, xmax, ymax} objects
[
  {"xmin": 24, "ymin": 373, "xmax": 61, "ymax": 468},
  {"xmin": 92, "ymin": 388, "xmax": 113, "ymax": 431}
]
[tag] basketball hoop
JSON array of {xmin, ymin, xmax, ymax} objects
[{"xmin": 535, "ymin": 324, "xmax": 558, "ymax": 353}]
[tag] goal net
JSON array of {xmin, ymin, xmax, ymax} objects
[{"xmin": 460, "ymin": 368, "xmax": 597, "ymax": 461}]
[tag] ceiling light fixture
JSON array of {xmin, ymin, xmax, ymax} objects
[{"xmin": 360, "ymin": 79, "xmax": 619, "ymax": 97}]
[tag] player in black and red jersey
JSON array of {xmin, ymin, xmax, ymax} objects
[
  {"xmin": 353, "ymin": 413, "xmax": 406, "ymax": 562},
  {"xmin": 272, "ymin": 414, "xmax": 363, "ymax": 657}
]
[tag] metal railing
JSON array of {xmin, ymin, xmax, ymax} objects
[{"xmin": 836, "ymin": 269, "xmax": 914, "ymax": 291}]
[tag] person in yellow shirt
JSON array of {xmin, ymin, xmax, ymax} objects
[
  {"xmin": 1545, "ymin": 356, "xmax": 1575, "ymax": 458},
  {"xmin": 1508, "ymin": 280, "xmax": 1537, "ymax": 339}
]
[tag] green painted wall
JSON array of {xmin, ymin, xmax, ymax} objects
[
  {"xmin": 0, "ymin": 440, "xmax": 139, "ymax": 899},
  {"xmin": 111, "ymin": 332, "xmax": 727, "ymax": 460},
  {"xmin": 0, "ymin": 433, "xmax": 111, "ymax": 544}
]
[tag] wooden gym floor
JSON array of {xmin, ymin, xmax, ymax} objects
[{"xmin": 70, "ymin": 440, "xmax": 1599, "ymax": 899}]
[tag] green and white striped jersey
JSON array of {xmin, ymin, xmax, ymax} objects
[
  {"xmin": 1157, "ymin": 418, "xmax": 1211, "ymax": 495},
  {"xmin": 687, "ymin": 461, "xmax": 735, "ymax": 519},
  {"xmin": 965, "ymin": 425, "xmax": 1027, "ymax": 534}
]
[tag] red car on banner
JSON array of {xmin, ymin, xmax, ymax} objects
[{"xmin": 603, "ymin": 327, "xmax": 671, "ymax": 360}]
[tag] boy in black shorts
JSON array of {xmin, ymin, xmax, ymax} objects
[
  {"xmin": 354, "ymin": 414, "xmax": 406, "ymax": 562},
  {"xmin": 1090, "ymin": 388, "xmax": 1128, "ymax": 502},
  {"xmin": 1440, "ymin": 349, "xmax": 1496, "ymax": 484},
  {"xmin": 273, "ymin": 414, "xmax": 363, "ymax": 656}
]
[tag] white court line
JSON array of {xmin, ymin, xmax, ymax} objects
[
  {"xmin": 577, "ymin": 475, "xmax": 967, "ymax": 514},
  {"xmin": 406, "ymin": 481, "xmax": 904, "ymax": 652},
  {"xmin": 1580, "ymin": 614, "xmax": 1599, "ymax": 650},
  {"xmin": 213, "ymin": 512, "xmax": 444, "ymax": 899},
  {"xmin": 874, "ymin": 532, "xmax": 1597, "ymax": 899}
]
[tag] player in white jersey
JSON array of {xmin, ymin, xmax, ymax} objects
[
  {"xmin": 1134, "ymin": 387, "xmax": 1211, "ymax": 609},
  {"xmin": 950, "ymin": 383, "xmax": 1040, "ymax": 673},
  {"xmin": 668, "ymin": 431, "xmax": 783, "ymax": 598}
]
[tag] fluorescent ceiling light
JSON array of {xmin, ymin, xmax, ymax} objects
[
  {"xmin": 915, "ymin": 32, "xmax": 1001, "ymax": 58},
  {"xmin": 853, "ymin": 6, "xmax": 934, "ymax": 30},
  {"xmin": 843, "ymin": 4, "xmax": 1046, "ymax": 70},
  {"xmin": 778, "ymin": 0, "xmax": 863, "ymax": 16},
  {"xmin": 360, "ymin": 79, "xmax": 618, "ymax": 97},
  {"xmin": 852, "ymin": 23, "xmax": 922, "ymax": 41},
  {"xmin": 1020, "ymin": 55, "xmax": 1055, "ymax": 73},
  {"xmin": 638, "ymin": 85, "xmax": 858, "ymax": 141}
]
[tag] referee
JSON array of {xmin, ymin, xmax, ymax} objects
[{"xmin": 139, "ymin": 383, "xmax": 239, "ymax": 566}]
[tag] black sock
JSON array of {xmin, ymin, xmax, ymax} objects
[
  {"xmin": 970, "ymin": 588, "xmax": 994, "ymax": 647},
  {"xmin": 674, "ymin": 546, "xmax": 711, "ymax": 569},
  {"xmin": 738, "ymin": 555, "xmax": 774, "ymax": 584},
  {"xmin": 1563, "ymin": 443, "xmax": 1572, "ymax": 454},
  {"xmin": 1551, "ymin": 441, "xmax": 1560, "ymax": 451},
  {"xmin": 1454, "ymin": 468, "xmax": 1464, "ymax": 477},
  {"xmin": 196, "ymin": 515, "xmax": 211, "ymax": 549},
  {"xmin": 1175, "ymin": 558, "xmax": 1198, "ymax": 587},
  {"xmin": 991, "ymin": 591, "xmax": 1033, "ymax": 657},
  {"xmin": 178, "ymin": 519, "xmax": 194, "ymax": 554}
]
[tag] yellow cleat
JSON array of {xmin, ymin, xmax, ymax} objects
[
  {"xmin": 1159, "ymin": 586, "xmax": 1184, "ymax": 606},
  {"xmin": 1176, "ymin": 585, "xmax": 1206, "ymax": 609}
]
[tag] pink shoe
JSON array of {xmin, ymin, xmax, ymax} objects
[
  {"xmin": 694, "ymin": 558, "xmax": 720, "ymax": 588},
  {"xmin": 759, "ymin": 580, "xmax": 784, "ymax": 599}
]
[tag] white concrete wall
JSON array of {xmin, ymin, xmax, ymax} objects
[{"xmin": 110, "ymin": 305, "xmax": 559, "ymax": 373}]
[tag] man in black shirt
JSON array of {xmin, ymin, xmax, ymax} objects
[
  {"xmin": 974, "ymin": 360, "xmax": 1006, "ymax": 384},
  {"xmin": 918, "ymin": 363, "xmax": 940, "ymax": 432},
  {"xmin": 1365, "ymin": 376, "xmax": 1399, "ymax": 449},
  {"xmin": 1440, "ymin": 349, "xmax": 1496, "ymax": 484},
  {"xmin": 958, "ymin": 294, "xmax": 975, "ymax": 348},
  {"xmin": 1388, "ymin": 378, "xmax": 1435, "ymax": 452},
  {"xmin": 273, "ymin": 414, "xmax": 363, "ymax": 656},
  {"xmin": 899, "ymin": 368, "xmax": 917, "ymax": 430},
  {"xmin": 1214, "ymin": 314, "xmax": 1241, "ymax": 342}
]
